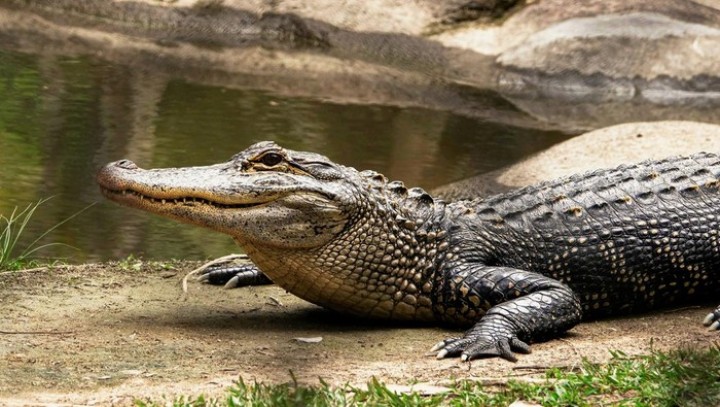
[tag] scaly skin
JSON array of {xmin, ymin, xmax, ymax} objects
[{"xmin": 97, "ymin": 141, "xmax": 720, "ymax": 361}]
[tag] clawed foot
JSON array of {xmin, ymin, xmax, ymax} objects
[
  {"xmin": 197, "ymin": 263, "xmax": 272, "ymax": 288},
  {"xmin": 431, "ymin": 332, "xmax": 530, "ymax": 362},
  {"xmin": 703, "ymin": 306, "xmax": 720, "ymax": 331},
  {"xmin": 431, "ymin": 305, "xmax": 720, "ymax": 362}
]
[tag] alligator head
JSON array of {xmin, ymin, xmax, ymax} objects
[
  {"xmin": 97, "ymin": 141, "xmax": 443, "ymax": 320},
  {"xmin": 98, "ymin": 141, "xmax": 352, "ymax": 249}
]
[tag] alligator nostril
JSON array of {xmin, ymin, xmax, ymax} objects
[{"xmin": 115, "ymin": 159, "xmax": 138, "ymax": 170}]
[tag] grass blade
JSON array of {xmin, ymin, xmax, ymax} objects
[
  {"xmin": 0, "ymin": 198, "xmax": 93, "ymax": 270},
  {"xmin": 17, "ymin": 200, "xmax": 95, "ymax": 261}
]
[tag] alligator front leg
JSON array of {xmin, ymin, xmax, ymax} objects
[
  {"xmin": 198, "ymin": 263, "xmax": 273, "ymax": 288},
  {"xmin": 433, "ymin": 264, "xmax": 582, "ymax": 362}
]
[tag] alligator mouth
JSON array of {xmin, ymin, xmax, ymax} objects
[{"xmin": 100, "ymin": 187, "xmax": 267, "ymax": 209}]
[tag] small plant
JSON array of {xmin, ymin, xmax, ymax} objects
[
  {"xmin": 0, "ymin": 198, "xmax": 93, "ymax": 270},
  {"xmin": 118, "ymin": 254, "xmax": 145, "ymax": 271}
]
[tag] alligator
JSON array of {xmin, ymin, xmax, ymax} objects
[{"xmin": 97, "ymin": 141, "xmax": 720, "ymax": 361}]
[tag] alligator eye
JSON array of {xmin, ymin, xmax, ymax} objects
[{"xmin": 258, "ymin": 152, "xmax": 283, "ymax": 167}]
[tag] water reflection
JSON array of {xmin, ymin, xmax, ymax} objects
[{"xmin": 0, "ymin": 48, "xmax": 570, "ymax": 262}]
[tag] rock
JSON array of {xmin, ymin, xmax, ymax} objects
[
  {"xmin": 499, "ymin": 12, "xmax": 720, "ymax": 78},
  {"xmin": 435, "ymin": 0, "xmax": 720, "ymax": 102},
  {"xmin": 222, "ymin": 0, "xmax": 520, "ymax": 35},
  {"xmin": 293, "ymin": 336, "xmax": 323, "ymax": 343},
  {"xmin": 433, "ymin": 121, "xmax": 720, "ymax": 200}
]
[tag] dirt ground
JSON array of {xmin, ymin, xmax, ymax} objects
[{"xmin": 1, "ymin": 262, "xmax": 718, "ymax": 406}]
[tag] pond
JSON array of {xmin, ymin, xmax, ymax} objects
[{"xmin": 0, "ymin": 46, "xmax": 574, "ymax": 262}]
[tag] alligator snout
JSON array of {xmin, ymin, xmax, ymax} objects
[{"xmin": 96, "ymin": 159, "xmax": 140, "ymax": 191}]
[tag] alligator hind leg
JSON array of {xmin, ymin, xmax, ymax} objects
[
  {"xmin": 198, "ymin": 263, "xmax": 273, "ymax": 288},
  {"xmin": 433, "ymin": 264, "xmax": 582, "ymax": 362},
  {"xmin": 703, "ymin": 306, "xmax": 720, "ymax": 330}
]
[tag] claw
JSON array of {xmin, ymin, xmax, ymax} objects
[
  {"xmin": 430, "ymin": 340, "xmax": 450, "ymax": 352},
  {"xmin": 435, "ymin": 333, "xmax": 531, "ymax": 363},
  {"xmin": 510, "ymin": 337, "xmax": 531, "ymax": 354},
  {"xmin": 703, "ymin": 313, "xmax": 715, "ymax": 326},
  {"xmin": 709, "ymin": 320, "xmax": 720, "ymax": 331},
  {"xmin": 460, "ymin": 338, "xmax": 518, "ymax": 362},
  {"xmin": 197, "ymin": 273, "xmax": 209, "ymax": 282},
  {"xmin": 223, "ymin": 275, "xmax": 241, "ymax": 289}
]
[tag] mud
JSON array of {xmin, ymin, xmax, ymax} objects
[{"xmin": 1, "ymin": 262, "xmax": 717, "ymax": 405}]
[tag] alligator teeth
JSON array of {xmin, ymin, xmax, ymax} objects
[{"xmin": 113, "ymin": 189, "xmax": 255, "ymax": 209}]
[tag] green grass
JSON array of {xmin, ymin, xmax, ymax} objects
[
  {"xmin": 134, "ymin": 346, "xmax": 720, "ymax": 407},
  {"xmin": 0, "ymin": 198, "xmax": 93, "ymax": 270}
]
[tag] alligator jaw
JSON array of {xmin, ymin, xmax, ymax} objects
[
  {"xmin": 95, "ymin": 158, "xmax": 282, "ymax": 235},
  {"xmin": 98, "ymin": 186, "xmax": 267, "ymax": 210},
  {"xmin": 97, "ymin": 160, "xmax": 278, "ymax": 216}
]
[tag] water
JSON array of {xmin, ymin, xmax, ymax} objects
[{"xmin": 0, "ymin": 47, "xmax": 573, "ymax": 262}]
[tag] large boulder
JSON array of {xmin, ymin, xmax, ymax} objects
[{"xmin": 435, "ymin": 0, "xmax": 720, "ymax": 102}]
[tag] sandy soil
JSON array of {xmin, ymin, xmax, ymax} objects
[{"xmin": 1, "ymin": 262, "xmax": 717, "ymax": 406}]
